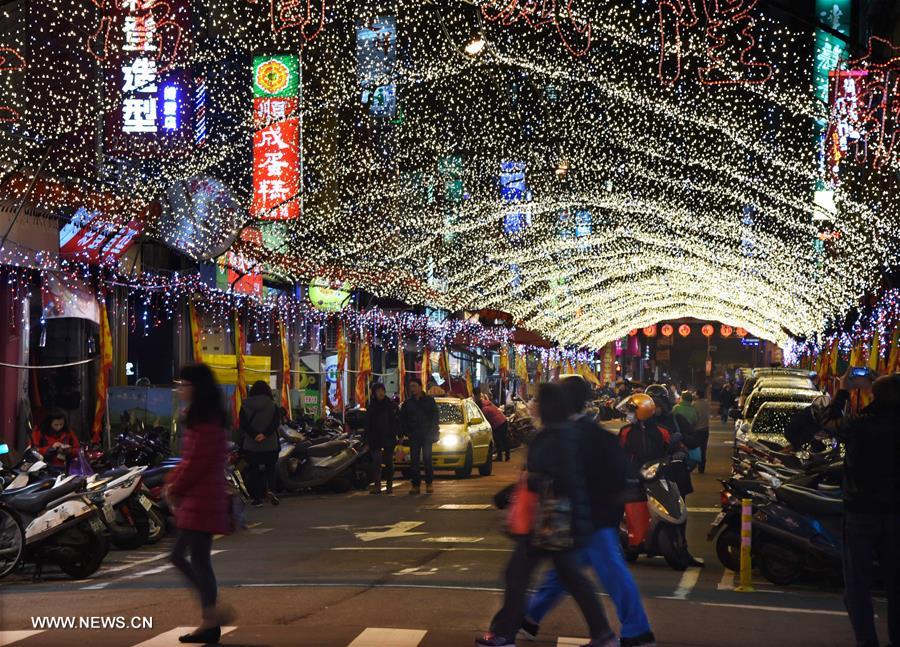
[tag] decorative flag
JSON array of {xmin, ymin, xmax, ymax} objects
[
  {"xmin": 279, "ymin": 320, "xmax": 292, "ymax": 421},
  {"xmin": 515, "ymin": 352, "xmax": 528, "ymax": 382},
  {"xmin": 867, "ymin": 333, "xmax": 880, "ymax": 372},
  {"xmin": 499, "ymin": 345, "xmax": 509, "ymax": 381},
  {"xmin": 333, "ymin": 323, "xmax": 347, "ymax": 411},
  {"xmin": 398, "ymin": 338, "xmax": 406, "ymax": 401},
  {"xmin": 848, "ymin": 341, "xmax": 863, "ymax": 370},
  {"xmin": 887, "ymin": 329, "xmax": 900, "ymax": 374},
  {"xmin": 421, "ymin": 346, "xmax": 431, "ymax": 388},
  {"xmin": 91, "ymin": 297, "xmax": 113, "ymax": 445},
  {"xmin": 465, "ymin": 367, "xmax": 474, "ymax": 398},
  {"xmin": 188, "ymin": 300, "xmax": 203, "ymax": 363},
  {"xmin": 535, "ymin": 357, "xmax": 543, "ymax": 384},
  {"xmin": 233, "ymin": 310, "xmax": 247, "ymax": 424},
  {"xmin": 438, "ymin": 349, "xmax": 451, "ymax": 386},
  {"xmin": 355, "ymin": 336, "xmax": 372, "ymax": 405},
  {"xmin": 830, "ymin": 339, "xmax": 840, "ymax": 377}
]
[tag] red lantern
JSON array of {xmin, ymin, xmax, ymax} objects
[
  {"xmin": 643, "ymin": 325, "xmax": 657, "ymax": 337},
  {"xmin": 678, "ymin": 324, "xmax": 691, "ymax": 337},
  {"xmin": 701, "ymin": 324, "xmax": 714, "ymax": 337},
  {"xmin": 720, "ymin": 325, "xmax": 733, "ymax": 337},
  {"xmin": 661, "ymin": 324, "xmax": 674, "ymax": 337},
  {"xmin": 628, "ymin": 329, "xmax": 638, "ymax": 336},
  {"xmin": 736, "ymin": 327, "xmax": 748, "ymax": 337}
]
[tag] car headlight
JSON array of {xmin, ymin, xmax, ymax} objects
[
  {"xmin": 640, "ymin": 463, "xmax": 659, "ymax": 480},
  {"xmin": 440, "ymin": 434, "xmax": 462, "ymax": 449}
]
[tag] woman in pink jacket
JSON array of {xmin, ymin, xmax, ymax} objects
[{"xmin": 166, "ymin": 363, "xmax": 233, "ymax": 644}]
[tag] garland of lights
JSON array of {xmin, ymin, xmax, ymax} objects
[{"xmin": 1, "ymin": 0, "xmax": 899, "ymax": 354}]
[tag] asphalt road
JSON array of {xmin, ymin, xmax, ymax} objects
[{"xmin": 0, "ymin": 421, "xmax": 888, "ymax": 646}]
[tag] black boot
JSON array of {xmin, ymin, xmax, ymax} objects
[{"xmin": 179, "ymin": 626, "xmax": 221, "ymax": 643}]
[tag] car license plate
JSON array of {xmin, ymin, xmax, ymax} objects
[
  {"xmin": 137, "ymin": 494, "xmax": 153, "ymax": 511},
  {"xmin": 103, "ymin": 503, "xmax": 116, "ymax": 523},
  {"xmin": 712, "ymin": 511, "xmax": 726, "ymax": 528},
  {"xmin": 89, "ymin": 516, "xmax": 105, "ymax": 533}
]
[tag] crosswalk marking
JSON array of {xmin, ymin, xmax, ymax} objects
[
  {"xmin": 660, "ymin": 566, "xmax": 702, "ymax": 600},
  {"xmin": 0, "ymin": 631, "xmax": 44, "ymax": 646},
  {"xmin": 82, "ymin": 550, "xmax": 226, "ymax": 590},
  {"xmin": 348, "ymin": 627, "xmax": 427, "ymax": 647},
  {"xmin": 557, "ymin": 638, "xmax": 586, "ymax": 646},
  {"xmin": 130, "ymin": 626, "xmax": 236, "ymax": 647}
]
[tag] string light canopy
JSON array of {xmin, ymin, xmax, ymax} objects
[{"xmin": 1, "ymin": 0, "xmax": 898, "ymax": 351}]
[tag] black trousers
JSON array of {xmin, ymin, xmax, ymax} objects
[
  {"xmin": 171, "ymin": 529, "xmax": 217, "ymax": 610},
  {"xmin": 842, "ymin": 512, "xmax": 899, "ymax": 647},
  {"xmin": 695, "ymin": 427, "xmax": 710, "ymax": 473},
  {"xmin": 490, "ymin": 536, "xmax": 613, "ymax": 642},
  {"xmin": 493, "ymin": 422, "xmax": 510, "ymax": 461},
  {"xmin": 371, "ymin": 446, "xmax": 395, "ymax": 486},
  {"xmin": 409, "ymin": 440, "xmax": 434, "ymax": 486},
  {"xmin": 244, "ymin": 450, "xmax": 278, "ymax": 500}
]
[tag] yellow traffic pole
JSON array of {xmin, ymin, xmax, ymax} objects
[{"xmin": 735, "ymin": 498, "xmax": 755, "ymax": 592}]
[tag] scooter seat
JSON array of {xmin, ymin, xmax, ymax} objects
[
  {"xmin": 306, "ymin": 440, "xmax": 351, "ymax": 457},
  {"xmin": 4, "ymin": 476, "xmax": 86, "ymax": 515},
  {"xmin": 99, "ymin": 466, "xmax": 131, "ymax": 480},
  {"xmin": 776, "ymin": 484, "xmax": 843, "ymax": 518},
  {"xmin": 1, "ymin": 478, "xmax": 55, "ymax": 497}
]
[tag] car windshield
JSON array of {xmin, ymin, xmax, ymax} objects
[
  {"xmin": 751, "ymin": 405, "xmax": 808, "ymax": 437},
  {"xmin": 745, "ymin": 391, "xmax": 818, "ymax": 420},
  {"xmin": 437, "ymin": 402, "xmax": 464, "ymax": 424}
]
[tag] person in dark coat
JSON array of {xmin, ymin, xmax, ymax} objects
[
  {"xmin": 479, "ymin": 393, "xmax": 510, "ymax": 461},
  {"xmin": 399, "ymin": 378, "xmax": 439, "ymax": 494},
  {"xmin": 477, "ymin": 382, "xmax": 615, "ymax": 647},
  {"xmin": 366, "ymin": 382, "xmax": 398, "ymax": 494},
  {"xmin": 816, "ymin": 371, "xmax": 900, "ymax": 647},
  {"xmin": 166, "ymin": 363, "xmax": 234, "ymax": 644},
  {"xmin": 238, "ymin": 380, "xmax": 281, "ymax": 507}
]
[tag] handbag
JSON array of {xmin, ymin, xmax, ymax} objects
[
  {"xmin": 531, "ymin": 478, "xmax": 574, "ymax": 552},
  {"xmin": 504, "ymin": 472, "xmax": 539, "ymax": 536}
]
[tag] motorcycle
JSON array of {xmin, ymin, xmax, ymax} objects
[
  {"xmin": 275, "ymin": 425, "xmax": 369, "ymax": 493},
  {"xmin": 619, "ymin": 455, "xmax": 692, "ymax": 571}
]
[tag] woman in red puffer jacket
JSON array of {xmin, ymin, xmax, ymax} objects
[{"xmin": 166, "ymin": 363, "xmax": 234, "ymax": 644}]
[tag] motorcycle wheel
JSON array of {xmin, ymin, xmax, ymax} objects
[
  {"xmin": 350, "ymin": 464, "xmax": 375, "ymax": 490},
  {"xmin": 477, "ymin": 445, "xmax": 494, "ymax": 476},
  {"xmin": 455, "ymin": 445, "xmax": 474, "ymax": 479},
  {"xmin": 715, "ymin": 529, "xmax": 741, "ymax": 572},
  {"xmin": 0, "ymin": 504, "xmax": 25, "ymax": 578},
  {"xmin": 276, "ymin": 456, "xmax": 307, "ymax": 493},
  {"xmin": 657, "ymin": 525, "xmax": 691, "ymax": 571},
  {"xmin": 111, "ymin": 502, "xmax": 151, "ymax": 550},
  {"xmin": 759, "ymin": 543, "xmax": 803, "ymax": 586},
  {"xmin": 59, "ymin": 524, "xmax": 108, "ymax": 579}
]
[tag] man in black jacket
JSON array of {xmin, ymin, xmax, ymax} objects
[
  {"xmin": 399, "ymin": 378, "xmax": 439, "ymax": 494},
  {"xmin": 522, "ymin": 377, "xmax": 656, "ymax": 647},
  {"xmin": 366, "ymin": 383, "xmax": 398, "ymax": 494},
  {"xmin": 818, "ymin": 371, "xmax": 900, "ymax": 647}
]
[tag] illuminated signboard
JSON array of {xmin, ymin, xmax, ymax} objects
[
  {"xmin": 356, "ymin": 17, "xmax": 397, "ymax": 118},
  {"xmin": 59, "ymin": 207, "xmax": 141, "ymax": 264},
  {"xmin": 252, "ymin": 55, "xmax": 301, "ymax": 221},
  {"xmin": 501, "ymin": 160, "xmax": 530, "ymax": 239}
]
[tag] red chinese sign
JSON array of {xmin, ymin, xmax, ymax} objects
[
  {"xmin": 481, "ymin": 0, "xmax": 592, "ymax": 58},
  {"xmin": 59, "ymin": 208, "xmax": 142, "ymax": 264},
  {"xmin": 657, "ymin": 0, "xmax": 772, "ymax": 87}
]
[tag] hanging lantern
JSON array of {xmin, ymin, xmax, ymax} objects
[
  {"xmin": 720, "ymin": 324, "xmax": 734, "ymax": 337},
  {"xmin": 678, "ymin": 324, "xmax": 691, "ymax": 337},
  {"xmin": 661, "ymin": 324, "xmax": 674, "ymax": 337},
  {"xmin": 736, "ymin": 327, "xmax": 748, "ymax": 337},
  {"xmin": 627, "ymin": 329, "xmax": 638, "ymax": 336},
  {"xmin": 643, "ymin": 324, "xmax": 657, "ymax": 337},
  {"xmin": 701, "ymin": 324, "xmax": 714, "ymax": 337}
]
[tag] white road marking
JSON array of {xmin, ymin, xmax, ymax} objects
[
  {"xmin": 700, "ymin": 602, "xmax": 847, "ymax": 616},
  {"xmin": 248, "ymin": 527, "xmax": 273, "ymax": 535},
  {"xmin": 660, "ymin": 567, "xmax": 701, "ymax": 600},
  {"xmin": 422, "ymin": 536, "xmax": 484, "ymax": 543},
  {"xmin": 236, "ymin": 582, "xmax": 506, "ymax": 593},
  {"xmin": 130, "ymin": 626, "xmax": 235, "ymax": 647},
  {"xmin": 718, "ymin": 569, "xmax": 735, "ymax": 591},
  {"xmin": 392, "ymin": 567, "xmax": 439, "ymax": 576},
  {"xmin": 348, "ymin": 627, "xmax": 427, "ymax": 647},
  {"xmin": 436, "ymin": 504, "xmax": 492, "ymax": 510},
  {"xmin": 354, "ymin": 521, "xmax": 427, "ymax": 542},
  {"xmin": 95, "ymin": 552, "xmax": 169, "ymax": 576},
  {"xmin": 688, "ymin": 507, "xmax": 723, "ymax": 513},
  {"xmin": 557, "ymin": 638, "xmax": 587, "ymax": 646},
  {"xmin": 0, "ymin": 631, "xmax": 44, "ymax": 646},
  {"xmin": 330, "ymin": 546, "xmax": 512, "ymax": 552},
  {"xmin": 81, "ymin": 551, "xmax": 226, "ymax": 590}
]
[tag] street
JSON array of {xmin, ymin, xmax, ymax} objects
[{"xmin": 0, "ymin": 421, "xmax": 885, "ymax": 646}]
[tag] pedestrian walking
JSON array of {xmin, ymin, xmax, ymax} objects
[
  {"xmin": 717, "ymin": 382, "xmax": 735, "ymax": 423},
  {"xmin": 672, "ymin": 391, "xmax": 698, "ymax": 427},
  {"xmin": 477, "ymin": 382, "xmax": 616, "ymax": 647},
  {"xmin": 692, "ymin": 386, "xmax": 711, "ymax": 474},
  {"xmin": 366, "ymin": 383, "xmax": 398, "ymax": 494},
  {"xmin": 478, "ymin": 393, "xmax": 510, "ymax": 461},
  {"xmin": 523, "ymin": 377, "xmax": 656, "ymax": 647},
  {"xmin": 400, "ymin": 377, "xmax": 439, "ymax": 494},
  {"xmin": 166, "ymin": 363, "xmax": 235, "ymax": 644},
  {"xmin": 816, "ymin": 371, "xmax": 900, "ymax": 647},
  {"xmin": 238, "ymin": 380, "xmax": 281, "ymax": 507}
]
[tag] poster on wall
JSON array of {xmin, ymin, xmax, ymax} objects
[{"xmin": 41, "ymin": 272, "xmax": 100, "ymax": 323}]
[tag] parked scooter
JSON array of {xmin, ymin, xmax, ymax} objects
[
  {"xmin": 276, "ymin": 425, "xmax": 368, "ymax": 492},
  {"xmin": 619, "ymin": 454, "xmax": 692, "ymax": 571}
]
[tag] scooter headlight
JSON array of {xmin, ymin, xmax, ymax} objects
[
  {"xmin": 440, "ymin": 434, "xmax": 462, "ymax": 449},
  {"xmin": 640, "ymin": 463, "xmax": 659, "ymax": 480}
]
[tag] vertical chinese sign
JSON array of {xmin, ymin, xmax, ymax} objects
[{"xmin": 252, "ymin": 55, "xmax": 301, "ymax": 221}]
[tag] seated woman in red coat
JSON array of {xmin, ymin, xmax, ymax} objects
[
  {"xmin": 166, "ymin": 363, "xmax": 235, "ymax": 644},
  {"xmin": 31, "ymin": 409, "xmax": 79, "ymax": 467}
]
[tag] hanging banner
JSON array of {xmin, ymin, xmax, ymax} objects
[
  {"xmin": 600, "ymin": 342, "xmax": 617, "ymax": 386},
  {"xmin": 232, "ymin": 310, "xmax": 247, "ymax": 424},
  {"xmin": 333, "ymin": 324, "xmax": 347, "ymax": 411},
  {"xmin": 887, "ymin": 329, "xmax": 900, "ymax": 374},
  {"xmin": 397, "ymin": 338, "xmax": 406, "ymax": 401},
  {"xmin": 420, "ymin": 346, "xmax": 431, "ymax": 388},
  {"xmin": 41, "ymin": 272, "xmax": 100, "ymax": 324},
  {"xmin": 439, "ymin": 349, "xmax": 451, "ymax": 386},
  {"xmin": 279, "ymin": 320, "xmax": 292, "ymax": 420},
  {"xmin": 188, "ymin": 300, "xmax": 203, "ymax": 363},
  {"xmin": 252, "ymin": 55, "xmax": 300, "ymax": 221},
  {"xmin": 498, "ymin": 345, "xmax": 509, "ymax": 381},
  {"xmin": 91, "ymin": 298, "xmax": 113, "ymax": 444},
  {"xmin": 534, "ymin": 357, "xmax": 543, "ymax": 384},
  {"xmin": 355, "ymin": 336, "xmax": 372, "ymax": 405},
  {"xmin": 465, "ymin": 367, "xmax": 474, "ymax": 398}
]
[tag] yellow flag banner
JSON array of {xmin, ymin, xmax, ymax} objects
[
  {"xmin": 848, "ymin": 342, "xmax": 863, "ymax": 370},
  {"xmin": 499, "ymin": 345, "xmax": 509, "ymax": 381},
  {"xmin": 535, "ymin": 358, "xmax": 543, "ymax": 384},
  {"xmin": 515, "ymin": 352, "xmax": 528, "ymax": 382},
  {"xmin": 830, "ymin": 339, "xmax": 841, "ymax": 377},
  {"xmin": 333, "ymin": 324, "xmax": 347, "ymax": 411},
  {"xmin": 91, "ymin": 297, "xmax": 113, "ymax": 445},
  {"xmin": 232, "ymin": 310, "xmax": 247, "ymax": 425},
  {"xmin": 465, "ymin": 367, "xmax": 474, "ymax": 397},
  {"xmin": 867, "ymin": 333, "xmax": 881, "ymax": 372},
  {"xmin": 439, "ymin": 349, "xmax": 451, "ymax": 386},
  {"xmin": 279, "ymin": 321, "xmax": 292, "ymax": 421},
  {"xmin": 888, "ymin": 329, "xmax": 900, "ymax": 374},
  {"xmin": 355, "ymin": 336, "xmax": 372, "ymax": 406},
  {"xmin": 421, "ymin": 346, "xmax": 431, "ymax": 388},
  {"xmin": 188, "ymin": 300, "xmax": 203, "ymax": 363},
  {"xmin": 398, "ymin": 338, "xmax": 406, "ymax": 402}
]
